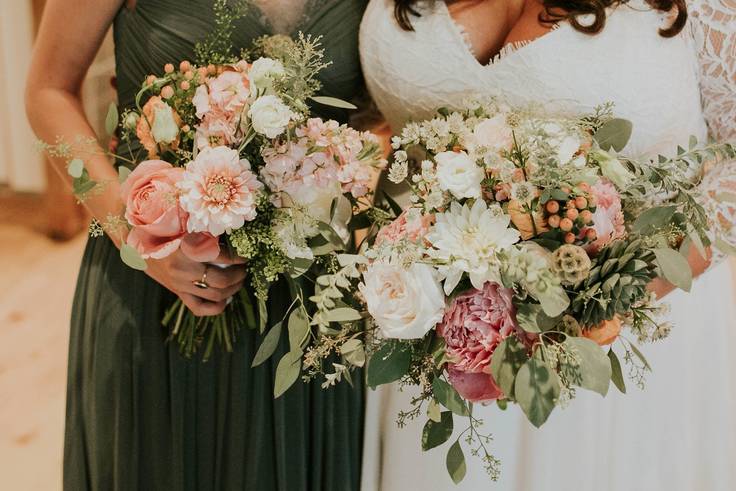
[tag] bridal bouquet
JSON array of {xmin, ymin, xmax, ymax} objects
[
  {"xmin": 312, "ymin": 98, "xmax": 735, "ymax": 482},
  {"xmin": 40, "ymin": 25, "xmax": 385, "ymax": 361}
]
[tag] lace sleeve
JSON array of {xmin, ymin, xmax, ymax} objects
[{"xmin": 690, "ymin": 0, "xmax": 736, "ymax": 264}]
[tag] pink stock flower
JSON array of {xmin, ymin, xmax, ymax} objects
[
  {"xmin": 179, "ymin": 146, "xmax": 263, "ymax": 236},
  {"xmin": 121, "ymin": 160, "xmax": 219, "ymax": 261},
  {"xmin": 586, "ymin": 179, "xmax": 626, "ymax": 253},
  {"xmin": 192, "ymin": 68, "xmax": 251, "ymax": 149},
  {"xmin": 437, "ymin": 282, "xmax": 518, "ymax": 402},
  {"xmin": 375, "ymin": 211, "xmax": 434, "ymax": 245}
]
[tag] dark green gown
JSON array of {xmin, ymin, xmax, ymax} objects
[{"xmin": 64, "ymin": 1, "xmax": 367, "ymax": 489}]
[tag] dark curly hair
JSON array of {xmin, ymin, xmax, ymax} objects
[{"xmin": 394, "ymin": 0, "xmax": 687, "ymax": 37}]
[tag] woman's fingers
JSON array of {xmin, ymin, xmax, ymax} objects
[
  {"xmin": 178, "ymin": 292, "xmax": 227, "ymax": 317},
  {"xmin": 213, "ymin": 249, "xmax": 247, "ymax": 265},
  {"xmin": 204, "ymin": 264, "xmax": 247, "ymax": 289}
]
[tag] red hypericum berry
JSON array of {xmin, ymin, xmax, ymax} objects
[
  {"xmin": 580, "ymin": 210, "xmax": 593, "ymax": 224},
  {"xmin": 560, "ymin": 218, "xmax": 574, "ymax": 232},
  {"xmin": 564, "ymin": 232, "xmax": 576, "ymax": 244},
  {"xmin": 566, "ymin": 208, "xmax": 579, "ymax": 220},
  {"xmin": 546, "ymin": 200, "xmax": 560, "ymax": 214},
  {"xmin": 548, "ymin": 214, "xmax": 561, "ymax": 228},
  {"xmin": 575, "ymin": 196, "xmax": 588, "ymax": 209},
  {"xmin": 164, "ymin": 63, "xmax": 175, "ymax": 74},
  {"xmin": 585, "ymin": 229, "xmax": 598, "ymax": 241}
]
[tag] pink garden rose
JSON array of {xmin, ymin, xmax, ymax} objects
[
  {"xmin": 121, "ymin": 160, "xmax": 219, "ymax": 261},
  {"xmin": 375, "ymin": 211, "xmax": 434, "ymax": 245},
  {"xmin": 192, "ymin": 68, "xmax": 251, "ymax": 149},
  {"xmin": 179, "ymin": 146, "xmax": 264, "ymax": 236},
  {"xmin": 437, "ymin": 282, "xmax": 518, "ymax": 402},
  {"xmin": 586, "ymin": 179, "xmax": 626, "ymax": 253}
]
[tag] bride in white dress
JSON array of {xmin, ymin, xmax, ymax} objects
[{"xmin": 358, "ymin": 0, "xmax": 736, "ymax": 489}]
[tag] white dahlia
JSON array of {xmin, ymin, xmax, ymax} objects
[{"xmin": 427, "ymin": 199, "xmax": 521, "ymax": 294}]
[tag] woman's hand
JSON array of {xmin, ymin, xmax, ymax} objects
[
  {"xmin": 146, "ymin": 249, "xmax": 247, "ymax": 317},
  {"xmin": 647, "ymin": 243, "xmax": 712, "ymax": 300}
]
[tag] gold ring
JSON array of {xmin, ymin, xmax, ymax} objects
[{"xmin": 193, "ymin": 265, "xmax": 210, "ymax": 289}]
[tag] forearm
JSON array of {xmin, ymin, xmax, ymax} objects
[{"xmin": 27, "ymin": 87, "xmax": 126, "ymax": 247}]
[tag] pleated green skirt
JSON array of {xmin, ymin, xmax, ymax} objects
[{"xmin": 65, "ymin": 235, "xmax": 364, "ymax": 490}]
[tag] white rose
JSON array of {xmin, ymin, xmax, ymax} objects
[
  {"xmin": 151, "ymin": 103, "xmax": 179, "ymax": 144},
  {"xmin": 359, "ymin": 262, "xmax": 446, "ymax": 339},
  {"xmin": 472, "ymin": 114, "xmax": 513, "ymax": 152},
  {"xmin": 248, "ymin": 95, "xmax": 294, "ymax": 138},
  {"xmin": 434, "ymin": 151, "xmax": 484, "ymax": 199},
  {"xmin": 249, "ymin": 57, "xmax": 285, "ymax": 95}
]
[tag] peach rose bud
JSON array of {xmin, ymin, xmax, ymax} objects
[{"xmin": 583, "ymin": 316, "xmax": 622, "ymax": 346}]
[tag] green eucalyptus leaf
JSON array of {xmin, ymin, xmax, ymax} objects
[
  {"xmin": 432, "ymin": 378, "xmax": 469, "ymax": 416},
  {"xmin": 628, "ymin": 342, "xmax": 651, "ymax": 371},
  {"xmin": 105, "ymin": 102, "xmax": 119, "ymax": 136},
  {"xmin": 608, "ymin": 349, "xmax": 626, "ymax": 394},
  {"xmin": 427, "ymin": 399, "xmax": 442, "ymax": 422},
  {"xmin": 489, "ymin": 336, "xmax": 528, "ymax": 399},
  {"xmin": 564, "ymin": 337, "xmax": 611, "ymax": 396},
  {"xmin": 654, "ymin": 248, "xmax": 692, "ymax": 292},
  {"xmin": 367, "ymin": 343, "xmax": 411, "ymax": 388},
  {"xmin": 258, "ymin": 298, "xmax": 268, "ymax": 333},
  {"xmin": 594, "ymin": 118, "xmax": 633, "ymax": 152},
  {"xmin": 251, "ymin": 321, "xmax": 283, "ymax": 367},
  {"xmin": 516, "ymin": 304, "xmax": 542, "ymax": 333},
  {"xmin": 341, "ymin": 340, "xmax": 366, "ymax": 367},
  {"xmin": 324, "ymin": 307, "xmax": 363, "ymax": 323},
  {"xmin": 317, "ymin": 222, "xmax": 345, "ymax": 249},
  {"xmin": 73, "ymin": 177, "xmax": 97, "ymax": 196},
  {"xmin": 289, "ymin": 257, "xmax": 314, "ymax": 278},
  {"xmin": 287, "ymin": 307, "xmax": 310, "ymax": 351},
  {"xmin": 118, "ymin": 165, "xmax": 132, "ymax": 184},
  {"xmin": 446, "ymin": 440, "xmax": 467, "ymax": 484},
  {"xmin": 632, "ymin": 206, "xmax": 677, "ymax": 235},
  {"xmin": 273, "ymin": 349, "xmax": 302, "ymax": 398},
  {"xmin": 421, "ymin": 411, "xmax": 454, "ymax": 451},
  {"xmin": 310, "ymin": 95, "xmax": 358, "ymax": 110},
  {"xmin": 67, "ymin": 159, "xmax": 84, "ymax": 178},
  {"xmin": 514, "ymin": 357, "xmax": 560, "ymax": 427},
  {"xmin": 120, "ymin": 244, "xmax": 147, "ymax": 271}
]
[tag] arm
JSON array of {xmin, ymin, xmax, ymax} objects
[
  {"xmin": 26, "ymin": 0, "xmax": 245, "ymax": 316},
  {"xmin": 649, "ymin": 1, "xmax": 736, "ymax": 299}
]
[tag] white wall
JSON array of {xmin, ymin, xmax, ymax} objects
[{"xmin": 0, "ymin": 0, "xmax": 46, "ymax": 192}]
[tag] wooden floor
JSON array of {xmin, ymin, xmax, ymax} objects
[{"xmin": 0, "ymin": 223, "xmax": 84, "ymax": 491}]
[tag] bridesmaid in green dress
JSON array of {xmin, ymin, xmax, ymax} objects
[{"xmin": 26, "ymin": 1, "xmax": 367, "ymax": 489}]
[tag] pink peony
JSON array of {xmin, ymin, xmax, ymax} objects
[
  {"xmin": 586, "ymin": 179, "xmax": 626, "ymax": 253},
  {"xmin": 375, "ymin": 211, "xmax": 434, "ymax": 245},
  {"xmin": 437, "ymin": 282, "xmax": 517, "ymax": 402},
  {"xmin": 121, "ymin": 160, "xmax": 219, "ymax": 261},
  {"xmin": 178, "ymin": 146, "xmax": 263, "ymax": 236}
]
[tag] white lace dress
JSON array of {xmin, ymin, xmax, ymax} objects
[{"xmin": 359, "ymin": 0, "xmax": 736, "ymax": 489}]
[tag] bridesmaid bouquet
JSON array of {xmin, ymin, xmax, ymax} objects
[
  {"xmin": 311, "ymin": 98, "xmax": 735, "ymax": 482},
  {"xmin": 39, "ymin": 30, "xmax": 385, "ymax": 361}
]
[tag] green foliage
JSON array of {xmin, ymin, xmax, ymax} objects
[
  {"xmin": 251, "ymin": 321, "xmax": 283, "ymax": 367},
  {"xmin": 274, "ymin": 349, "xmax": 303, "ymax": 398},
  {"xmin": 432, "ymin": 378, "xmax": 469, "ymax": 416},
  {"xmin": 446, "ymin": 441, "xmax": 467, "ymax": 484},
  {"xmin": 120, "ymin": 244, "xmax": 147, "ymax": 271},
  {"xmin": 594, "ymin": 118, "xmax": 633, "ymax": 152},
  {"xmin": 608, "ymin": 349, "xmax": 626, "ymax": 394},
  {"xmin": 514, "ymin": 357, "xmax": 560, "ymax": 427},
  {"xmin": 422, "ymin": 411, "xmax": 454, "ymax": 451},
  {"xmin": 489, "ymin": 336, "xmax": 528, "ymax": 399},
  {"xmin": 653, "ymin": 248, "xmax": 692, "ymax": 292},
  {"xmin": 563, "ymin": 337, "xmax": 611, "ymax": 396},
  {"xmin": 366, "ymin": 342, "xmax": 411, "ymax": 388},
  {"xmin": 287, "ymin": 307, "xmax": 309, "ymax": 352},
  {"xmin": 105, "ymin": 103, "xmax": 119, "ymax": 136},
  {"xmin": 194, "ymin": 0, "xmax": 249, "ymax": 66}
]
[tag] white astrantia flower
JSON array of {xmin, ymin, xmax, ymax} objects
[
  {"xmin": 388, "ymin": 161, "xmax": 409, "ymax": 184},
  {"xmin": 427, "ymin": 199, "xmax": 521, "ymax": 294},
  {"xmin": 434, "ymin": 151, "xmax": 485, "ymax": 199}
]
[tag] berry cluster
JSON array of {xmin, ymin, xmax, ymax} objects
[{"xmin": 543, "ymin": 183, "xmax": 598, "ymax": 245}]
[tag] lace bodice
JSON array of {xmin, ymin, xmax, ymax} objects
[{"xmin": 359, "ymin": 0, "xmax": 736, "ymax": 260}]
